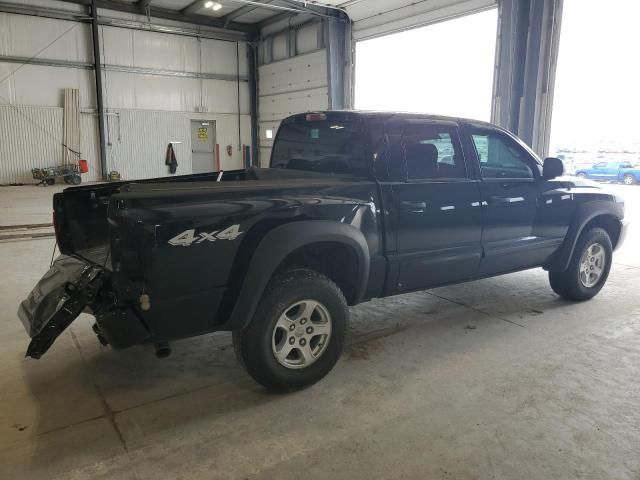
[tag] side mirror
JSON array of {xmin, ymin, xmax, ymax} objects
[{"xmin": 543, "ymin": 157, "xmax": 564, "ymax": 179}]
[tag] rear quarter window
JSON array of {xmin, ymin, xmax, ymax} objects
[{"xmin": 271, "ymin": 120, "xmax": 368, "ymax": 176}]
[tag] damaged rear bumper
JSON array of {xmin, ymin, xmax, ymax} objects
[{"xmin": 18, "ymin": 256, "xmax": 107, "ymax": 359}]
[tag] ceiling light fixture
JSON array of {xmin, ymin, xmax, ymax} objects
[
  {"xmin": 204, "ymin": 1, "xmax": 214, "ymax": 7},
  {"xmin": 212, "ymin": 2, "xmax": 222, "ymax": 11}
]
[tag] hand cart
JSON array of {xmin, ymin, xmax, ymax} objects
[{"xmin": 32, "ymin": 162, "xmax": 84, "ymax": 186}]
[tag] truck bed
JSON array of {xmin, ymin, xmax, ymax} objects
[{"xmin": 53, "ymin": 167, "xmax": 364, "ymax": 266}]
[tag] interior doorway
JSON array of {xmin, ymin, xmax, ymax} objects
[{"xmin": 190, "ymin": 120, "xmax": 217, "ymax": 173}]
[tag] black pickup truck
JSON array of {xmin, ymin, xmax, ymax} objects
[{"xmin": 19, "ymin": 111, "xmax": 628, "ymax": 391}]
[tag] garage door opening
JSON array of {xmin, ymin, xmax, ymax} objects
[
  {"xmin": 549, "ymin": 0, "xmax": 640, "ymax": 173},
  {"xmin": 354, "ymin": 9, "xmax": 498, "ymax": 121}
]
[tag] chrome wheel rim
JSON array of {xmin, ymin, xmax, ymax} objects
[
  {"xmin": 271, "ymin": 299, "xmax": 332, "ymax": 369},
  {"xmin": 579, "ymin": 242, "xmax": 606, "ymax": 288},
  {"xmin": 624, "ymin": 175, "xmax": 634, "ymax": 185}
]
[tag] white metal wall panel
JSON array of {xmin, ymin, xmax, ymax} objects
[
  {"xmin": 202, "ymin": 79, "xmax": 251, "ymax": 115},
  {"xmin": 258, "ymin": 50, "xmax": 329, "ymax": 164},
  {"xmin": 106, "ymin": 110, "xmax": 193, "ymax": 180},
  {"xmin": 105, "ymin": 110, "xmax": 251, "ymax": 180},
  {"xmin": 0, "ymin": 9, "xmax": 252, "ymax": 183},
  {"xmin": 12, "ymin": 65, "xmax": 95, "ymax": 108},
  {"xmin": 0, "ymin": 105, "xmax": 100, "ymax": 184},
  {"xmin": 350, "ymin": 0, "xmax": 497, "ymax": 40},
  {"xmin": 0, "ymin": 61, "xmax": 16, "ymax": 105},
  {"xmin": 0, "ymin": 13, "xmax": 92, "ymax": 62},
  {"xmin": 130, "ymin": 30, "xmax": 201, "ymax": 72},
  {"xmin": 0, "ymin": 14, "xmax": 10, "ymax": 57},
  {"xmin": 100, "ymin": 27, "xmax": 135, "ymax": 67},
  {"xmin": 0, "ymin": 105, "xmax": 63, "ymax": 184},
  {"xmin": 200, "ymin": 39, "xmax": 249, "ymax": 77},
  {"xmin": 0, "ymin": 106, "xmax": 249, "ymax": 184},
  {"xmin": 271, "ymin": 33, "xmax": 288, "ymax": 62},
  {"xmin": 0, "ymin": 64, "xmax": 95, "ymax": 108},
  {"xmin": 80, "ymin": 113, "xmax": 101, "ymax": 182},
  {"xmin": 100, "ymin": 27, "xmax": 247, "ymax": 76},
  {"xmin": 259, "ymin": 50, "xmax": 327, "ymax": 96},
  {"xmin": 5, "ymin": 0, "xmax": 86, "ymax": 12},
  {"xmin": 103, "ymin": 71, "xmax": 250, "ymax": 114},
  {"xmin": 297, "ymin": 23, "xmax": 321, "ymax": 55},
  {"xmin": 259, "ymin": 87, "xmax": 329, "ymax": 122}
]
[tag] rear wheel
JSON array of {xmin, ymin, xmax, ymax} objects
[
  {"xmin": 233, "ymin": 268, "xmax": 348, "ymax": 392},
  {"xmin": 45, "ymin": 177, "xmax": 55, "ymax": 186},
  {"xmin": 549, "ymin": 227, "xmax": 612, "ymax": 301},
  {"xmin": 577, "ymin": 172, "xmax": 587, "ymax": 179},
  {"xmin": 623, "ymin": 174, "xmax": 635, "ymax": 185}
]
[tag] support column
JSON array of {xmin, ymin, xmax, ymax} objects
[
  {"xmin": 492, "ymin": 0, "xmax": 564, "ymax": 157},
  {"xmin": 326, "ymin": 12, "xmax": 352, "ymax": 110},
  {"xmin": 90, "ymin": 0, "xmax": 108, "ymax": 179},
  {"xmin": 248, "ymin": 41, "xmax": 260, "ymax": 167}
]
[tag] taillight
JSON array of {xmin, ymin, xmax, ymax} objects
[
  {"xmin": 305, "ymin": 112, "xmax": 327, "ymax": 121},
  {"xmin": 51, "ymin": 210, "xmax": 58, "ymax": 242}
]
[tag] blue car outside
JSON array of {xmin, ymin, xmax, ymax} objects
[{"xmin": 575, "ymin": 161, "xmax": 640, "ymax": 185}]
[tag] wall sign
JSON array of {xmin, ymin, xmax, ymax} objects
[{"xmin": 197, "ymin": 127, "xmax": 208, "ymax": 142}]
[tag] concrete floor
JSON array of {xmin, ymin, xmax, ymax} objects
[{"xmin": 1, "ymin": 183, "xmax": 639, "ymax": 480}]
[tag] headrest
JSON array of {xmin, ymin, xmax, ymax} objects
[{"xmin": 406, "ymin": 142, "xmax": 438, "ymax": 177}]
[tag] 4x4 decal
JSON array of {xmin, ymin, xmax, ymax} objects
[{"xmin": 168, "ymin": 224, "xmax": 243, "ymax": 246}]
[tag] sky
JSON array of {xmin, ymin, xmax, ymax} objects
[{"xmin": 355, "ymin": 1, "xmax": 640, "ymax": 154}]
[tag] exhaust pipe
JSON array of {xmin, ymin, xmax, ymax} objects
[{"xmin": 154, "ymin": 342, "xmax": 171, "ymax": 359}]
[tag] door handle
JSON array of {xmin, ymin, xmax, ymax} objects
[
  {"xmin": 489, "ymin": 195, "xmax": 525, "ymax": 204},
  {"xmin": 400, "ymin": 201, "xmax": 427, "ymax": 212}
]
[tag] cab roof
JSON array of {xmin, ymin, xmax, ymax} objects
[{"xmin": 283, "ymin": 110, "xmax": 496, "ymax": 129}]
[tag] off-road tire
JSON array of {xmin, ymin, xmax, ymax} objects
[
  {"xmin": 549, "ymin": 227, "xmax": 612, "ymax": 301},
  {"xmin": 233, "ymin": 268, "xmax": 348, "ymax": 392}
]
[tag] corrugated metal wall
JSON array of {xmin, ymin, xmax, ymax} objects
[
  {"xmin": 0, "ymin": 105, "xmax": 63, "ymax": 184},
  {"xmin": 0, "ymin": 9, "xmax": 251, "ymax": 184},
  {"xmin": 80, "ymin": 112, "xmax": 101, "ymax": 182},
  {"xmin": 104, "ymin": 110, "xmax": 250, "ymax": 180},
  {"xmin": 0, "ymin": 105, "xmax": 103, "ymax": 184}
]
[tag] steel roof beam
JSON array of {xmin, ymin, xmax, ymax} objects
[
  {"xmin": 222, "ymin": 1, "xmax": 277, "ymax": 26},
  {"xmin": 58, "ymin": 0, "xmax": 257, "ymax": 34}
]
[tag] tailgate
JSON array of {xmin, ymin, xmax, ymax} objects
[{"xmin": 53, "ymin": 183, "xmax": 119, "ymax": 265}]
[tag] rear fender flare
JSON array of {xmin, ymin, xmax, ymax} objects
[
  {"xmin": 545, "ymin": 200, "xmax": 623, "ymax": 272},
  {"xmin": 225, "ymin": 220, "xmax": 370, "ymax": 330}
]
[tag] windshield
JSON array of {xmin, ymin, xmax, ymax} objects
[{"xmin": 270, "ymin": 120, "xmax": 368, "ymax": 176}]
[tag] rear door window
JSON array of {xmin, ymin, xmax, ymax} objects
[{"xmin": 403, "ymin": 124, "xmax": 467, "ymax": 180}]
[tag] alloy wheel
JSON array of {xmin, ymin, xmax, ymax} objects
[
  {"xmin": 579, "ymin": 242, "xmax": 606, "ymax": 288},
  {"xmin": 271, "ymin": 299, "xmax": 332, "ymax": 369}
]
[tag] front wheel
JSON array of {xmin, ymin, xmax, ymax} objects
[
  {"xmin": 576, "ymin": 172, "xmax": 587, "ymax": 179},
  {"xmin": 623, "ymin": 174, "xmax": 635, "ymax": 185},
  {"xmin": 233, "ymin": 268, "xmax": 348, "ymax": 392},
  {"xmin": 549, "ymin": 227, "xmax": 612, "ymax": 301}
]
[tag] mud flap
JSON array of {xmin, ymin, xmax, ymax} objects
[{"xmin": 18, "ymin": 256, "xmax": 106, "ymax": 359}]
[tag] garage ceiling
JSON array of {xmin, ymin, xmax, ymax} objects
[{"xmin": 58, "ymin": 0, "xmax": 497, "ymax": 39}]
